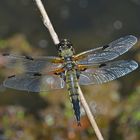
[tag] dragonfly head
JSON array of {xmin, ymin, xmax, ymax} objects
[{"xmin": 58, "ymin": 39, "xmax": 75, "ymax": 58}]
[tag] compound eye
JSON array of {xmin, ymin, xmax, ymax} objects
[
  {"xmin": 67, "ymin": 44, "xmax": 72, "ymax": 48},
  {"xmin": 61, "ymin": 42, "xmax": 65, "ymax": 46}
]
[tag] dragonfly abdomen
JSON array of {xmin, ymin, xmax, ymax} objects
[{"xmin": 66, "ymin": 69, "xmax": 81, "ymax": 126}]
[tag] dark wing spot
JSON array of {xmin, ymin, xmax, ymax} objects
[
  {"xmin": 25, "ymin": 55, "xmax": 34, "ymax": 60},
  {"xmin": 99, "ymin": 63, "xmax": 107, "ymax": 68},
  {"xmin": 33, "ymin": 73, "xmax": 42, "ymax": 76},
  {"xmin": 2, "ymin": 53, "xmax": 9, "ymax": 56},
  {"xmin": 54, "ymin": 72, "xmax": 59, "ymax": 75},
  {"xmin": 102, "ymin": 45, "xmax": 109, "ymax": 50},
  {"xmin": 8, "ymin": 75, "xmax": 15, "ymax": 78}
]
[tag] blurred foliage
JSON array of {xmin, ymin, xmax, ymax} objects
[{"xmin": 0, "ymin": 0, "xmax": 140, "ymax": 140}]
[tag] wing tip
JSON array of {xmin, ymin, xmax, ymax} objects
[
  {"xmin": 130, "ymin": 60, "xmax": 139, "ymax": 70},
  {"xmin": 127, "ymin": 35, "xmax": 138, "ymax": 44}
]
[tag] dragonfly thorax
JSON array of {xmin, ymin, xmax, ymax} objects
[
  {"xmin": 58, "ymin": 39, "xmax": 75, "ymax": 58},
  {"xmin": 65, "ymin": 60, "xmax": 75, "ymax": 70}
]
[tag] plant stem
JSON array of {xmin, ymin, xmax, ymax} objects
[
  {"xmin": 78, "ymin": 85, "xmax": 104, "ymax": 140},
  {"xmin": 34, "ymin": 0, "xmax": 104, "ymax": 139},
  {"xmin": 34, "ymin": 0, "xmax": 59, "ymax": 44}
]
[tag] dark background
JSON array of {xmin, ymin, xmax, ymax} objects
[{"xmin": 0, "ymin": 0, "xmax": 140, "ymax": 140}]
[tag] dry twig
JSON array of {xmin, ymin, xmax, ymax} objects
[
  {"xmin": 34, "ymin": 0, "xmax": 59, "ymax": 44},
  {"xmin": 34, "ymin": 0, "xmax": 104, "ymax": 140},
  {"xmin": 78, "ymin": 85, "xmax": 104, "ymax": 140}
]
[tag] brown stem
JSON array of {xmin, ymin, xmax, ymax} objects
[
  {"xmin": 78, "ymin": 85, "xmax": 104, "ymax": 140},
  {"xmin": 34, "ymin": 0, "xmax": 60, "ymax": 44}
]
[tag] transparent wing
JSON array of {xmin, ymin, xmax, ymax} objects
[
  {"xmin": 3, "ymin": 73, "xmax": 65, "ymax": 92},
  {"xmin": 1, "ymin": 54, "xmax": 63, "ymax": 74},
  {"xmin": 76, "ymin": 35, "xmax": 137, "ymax": 65},
  {"xmin": 79, "ymin": 60, "xmax": 138, "ymax": 85}
]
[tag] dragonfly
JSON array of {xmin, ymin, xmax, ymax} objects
[{"xmin": 1, "ymin": 35, "xmax": 138, "ymax": 126}]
